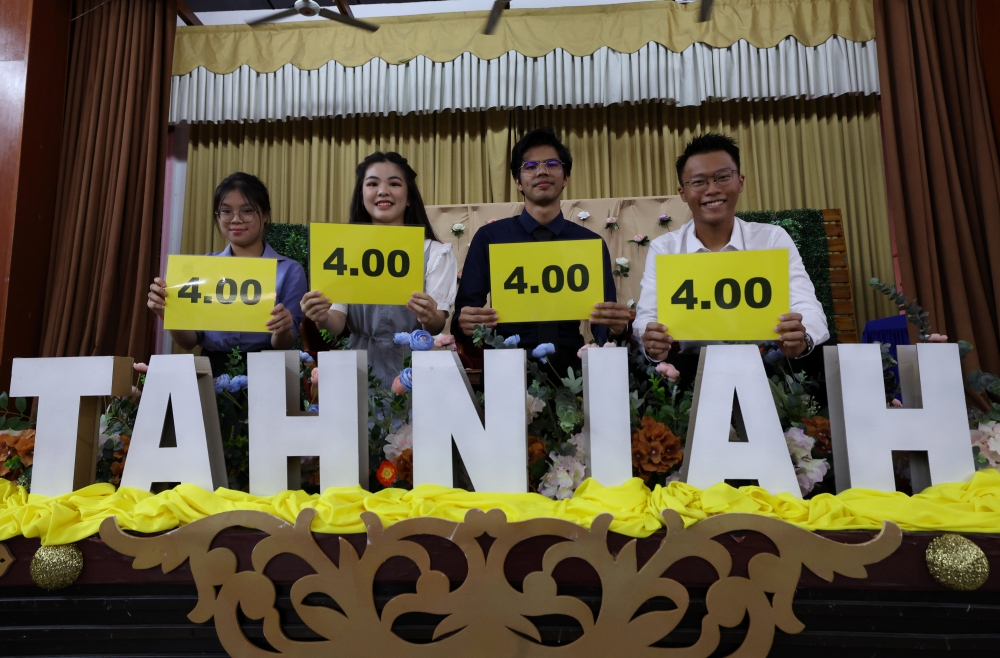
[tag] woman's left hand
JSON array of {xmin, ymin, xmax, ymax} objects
[
  {"xmin": 407, "ymin": 292, "xmax": 439, "ymax": 327},
  {"xmin": 267, "ymin": 303, "xmax": 294, "ymax": 335}
]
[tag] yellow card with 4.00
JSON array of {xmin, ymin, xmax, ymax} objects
[
  {"xmin": 656, "ymin": 249, "xmax": 790, "ymax": 340},
  {"xmin": 310, "ymin": 224, "xmax": 425, "ymax": 305},
  {"xmin": 163, "ymin": 255, "xmax": 277, "ymax": 332},
  {"xmin": 490, "ymin": 240, "xmax": 604, "ymax": 323}
]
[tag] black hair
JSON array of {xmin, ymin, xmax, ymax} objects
[
  {"xmin": 675, "ymin": 133, "xmax": 741, "ymax": 182},
  {"xmin": 349, "ymin": 152, "xmax": 437, "ymax": 241},
  {"xmin": 509, "ymin": 127, "xmax": 573, "ymax": 183},
  {"xmin": 212, "ymin": 172, "xmax": 272, "ymax": 234}
]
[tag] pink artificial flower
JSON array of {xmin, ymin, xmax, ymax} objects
[
  {"xmin": 391, "ymin": 376, "xmax": 406, "ymax": 395},
  {"xmin": 311, "ymin": 367, "xmax": 319, "ymax": 386},
  {"xmin": 606, "ymin": 217, "xmax": 617, "ymax": 224},
  {"xmin": 890, "ymin": 398, "xmax": 903, "ymax": 408},
  {"xmin": 134, "ymin": 362, "xmax": 149, "ymax": 373},
  {"xmin": 603, "ymin": 341, "xmax": 616, "ymax": 348},
  {"xmin": 487, "ymin": 218, "xmax": 498, "ymax": 223},
  {"xmin": 927, "ymin": 333, "xmax": 949, "ymax": 343},
  {"xmin": 633, "ymin": 234, "xmax": 644, "ymax": 242},
  {"xmin": 577, "ymin": 344, "xmax": 596, "ymax": 359},
  {"xmin": 434, "ymin": 334, "xmax": 456, "ymax": 348},
  {"xmin": 655, "ymin": 361, "xmax": 680, "ymax": 382}
]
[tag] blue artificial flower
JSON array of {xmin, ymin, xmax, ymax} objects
[
  {"xmin": 213, "ymin": 374, "xmax": 231, "ymax": 394},
  {"xmin": 763, "ymin": 342, "xmax": 785, "ymax": 364},
  {"xmin": 307, "ymin": 404, "xmax": 319, "ymax": 413},
  {"xmin": 399, "ymin": 367, "xmax": 414, "ymax": 391},
  {"xmin": 226, "ymin": 374, "xmax": 249, "ymax": 393},
  {"xmin": 409, "ymin": 329, "xmax": 434, "ymax": 351},
  {"xmin": 503, "ymin": 334, "xmax": 521, "ymax": 347},
  {"xmin": 531, "ymin": 343, "xmax": 556, "ymax": 363},
  {"xmin": 299, "ymin": 351, "xmax": 314, "ymax": 364},
  {"xmin": 393, "ymin": 332, "xmax": 412, "ymax": 346}
]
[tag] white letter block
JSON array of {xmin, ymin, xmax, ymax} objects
[
  {"xmin": 412, "ymin": 350, "xmax": 526, "ymax": 492},
  {"xmin": 581, "ymin": 346, "xmax": 633, "ymax": 486},
  {"xmin": 121, "ymin": 355, "xmax": 227, "ymax": 492},
  {"xmin": 825, "ymin": 343, "xmax": 973, "ymax": 493},
  {"xmin": 248, "ymin": 350, "xmax": 367, "ymax": 495},
  {"xmin": 681, "ymin": 345, "xmax": 801, "ymax": 496},
  {"xmin": 10, "ymin": 356, "xmax": 132, "ymax": 496}
]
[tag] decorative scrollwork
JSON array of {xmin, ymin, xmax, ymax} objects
[
  {"xmin": 99, "ymin": 510, "xmax": 901, "ymax": 657},
  {"xmin": 0, "ymin": 542, "xmax": 13, "ymax": 579}
]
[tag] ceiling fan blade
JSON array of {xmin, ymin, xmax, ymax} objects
[
  {"xmin": 698, "ymin": 0, "xmax": 715, "ymax": 23},
  {"xmin": 246, "ymin": 7, "xmax": 299, "ymax": 27},
  {"xmin": 483, "ymin": 0, "xmax": 507, "ymax": 35},
  {"xmin": 317, "ymin": 7, "xmax": 380, "ymax": 32}
]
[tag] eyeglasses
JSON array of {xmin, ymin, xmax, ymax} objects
[
  {"xmin": 683, "ymin": 169, "xmax": 739, "ymax": 191},
  {"xmin": 520, "ymin": 159, "xmax": 564, "ymax": 174},
  {"xmin": 217, "ymin": 209, "xmax": 258, "ymax": 224}
]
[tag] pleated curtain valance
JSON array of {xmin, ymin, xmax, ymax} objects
[
  {"xmin": 172, "ymin": 0, "xmax": 875, "ymax": 75},
  {"xmin": 169, "ymin": 36, "xmax": 879, "ymax": 123}
]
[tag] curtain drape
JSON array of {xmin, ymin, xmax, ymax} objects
[
  {"xmin": 875, "ymin": 0, "xmax": 1000, "ymax": 376},
  {"xmin": 182, "ymin": 96, "xmax": 895, "ymax": 327},
  {"xmin": 169, "ymin": 37, "xmax": 880, "ymax": 123},
  {"xmin": 40, "ymin": 0, "xmax": 176, "ymax": 361}
]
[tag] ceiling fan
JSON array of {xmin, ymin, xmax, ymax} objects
[{"xmin": 247, "ymin": 0, "xmax": 379, "ymax": 32}]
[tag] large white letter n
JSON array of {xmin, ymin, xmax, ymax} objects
[{"xmin": 412, "ymin": 350, "xmax": 527, "ymax": 492}]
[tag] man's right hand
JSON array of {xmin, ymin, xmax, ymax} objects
[
  {"xmin": 642, "ymin": 322, "xmax": 674, "ymax": 361},
  {"xmin": 458, "ymin": 306, "xmax": 498, "ymax": 336},
  {"xmin": 301, "ymin": 290, "xmax": 332, "ymax": 324}
]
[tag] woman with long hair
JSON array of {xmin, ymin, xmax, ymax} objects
[
  {"xmin": 301, "ymin": 152, "xmax": 457, "ymax": 387},
  {"xmin": 147, "ymin": 172, "xmax": 308, "ymax": 376}
]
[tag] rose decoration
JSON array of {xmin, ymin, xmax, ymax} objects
[
  {"xmin": 629, "ymin": 234, "xmax": 650, "ymax": 247},
  {"xmin": 613, "ymin": 257, "xmax": 630, "ymax": 277},
  {"xmin": 213, "ymin": 374, "xmax": 231, "ymax": 394},
  {"xmin": 434, "ymin": 334, "xmax": 456, "ymax": 349},
  {"xmin": 658, "ymin": 214, "xmax": 672, "ymax": 228},
  {"xmin": 655, "ymin": 361, "xmax": 680, "ymax": 382},
  {"xmin": 399, "ymin": 367, "xmax": 413, "ymax": 391},
  {"xmin": 225, "ymin": 375, "xmax": 248, "ymax": 393},
  {"xmin": 451, "ymin": 223, "xmax": 466, "ymax": 237},
  {"xmin": 503, "ymin": 334, "xmax": 521, "ymax": 347},
  {"xmin": 409, "ymin": 329, "xmax": 434, "ymax": 351},
  {"xmin": 577, "ymin": 211, "xmax": 590, "ymax": 221},
  {"xmin": 605, "ymin": 215, "xmax": 619, "ymax": 230},
  {"xmin": 531, "ymin": 343, "xmax": 556, "ymax": 364}
]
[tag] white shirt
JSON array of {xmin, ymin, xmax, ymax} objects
[
  {"xmin": 331, "ymin": 239, "xmax": 458, "ymax": 315},
  {"xmin": 634, "ymin": 217, "xmax": 830, "ymax": 358}
]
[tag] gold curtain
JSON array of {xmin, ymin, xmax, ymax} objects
[
  {"xmin": 174, "ymin": 0, "xmax": 875, "ymax": 74},
  {"xmin": 184, "ymin": 96, "xmax": 895, "ymax": 326}
]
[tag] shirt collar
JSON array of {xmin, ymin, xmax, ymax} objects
[
  {"xmin": 683, "ymin": 217, "xmax": 746, "ymax": 253},
  {"xmin": 219, "ymin": 242, "xmax": 286, "ymax": 260},
  {"xmin": 518, "ymin": 208, "xmax": 568, "ymax": 236}
]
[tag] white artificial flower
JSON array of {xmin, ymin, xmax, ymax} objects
[
  {"xmin": 538, "ymin": 452, "xmax": 587, "ymax": 500},
  {"xmin": 568, "ymin": 432, "xmax": 586, "ymax": 459},
  {"xmin": 627, "ymin": 299, "xmax": 635, "ymax": 309},
  {"xmin": 795, "ymin": 457, "xmax": 830, "ymax": 496},
  {"xmin": 615, "ymin": 257, "xmax": 629, "ymax": 267},
  {"xmin": 451, "ymin": 223, "xmax": 466, "ymax": 235},
  {"xmin": 383, "ymin": 424, "xmax": 413, "ymax": 461},
  {"xmin": 577, "ymin": 211, "xmax": 590, "ymax": 220},
  {"xmin": 784, "ymin": 427, "xmax": 815, "ymax": 462},
  {"xmin": 526, "ymin": 394, "xmax": 546, "ymax": 421}
]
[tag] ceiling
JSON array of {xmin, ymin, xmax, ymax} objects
[{"xmin": 183, "ymin": 0, "xmax": 437, "ymax": 10}]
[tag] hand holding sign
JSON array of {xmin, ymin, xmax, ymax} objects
[
  {"xmin": 656, "ymin": 249, "xmax": 790, "ymax": 341},
  {"xmin": 310, "ymin": 224, "xmax": 424, "ymax": 305},
  {"xmin": 162, "ymin": 255, "xmax": 278, "ymax": 332},
  {"xmin": 489, "ymin": 240, "xmax": 604, "ymax": 323}
]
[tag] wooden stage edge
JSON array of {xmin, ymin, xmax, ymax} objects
[{"xmin": 1, "ymin": 528, "xmax": 999, "ymax": 656}]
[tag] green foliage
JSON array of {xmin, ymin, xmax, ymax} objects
[
  {"xmin": 736, "ymin": 209, "xmax": 835, "ymax": 338},
  {"xmin": 0, "ymin": 391, "xmax": 32, "ymax": 432},
  {"xmin": 868, "ymin": 278, "xmax": 933, "ymax": 341},
  {"xmin": 967, "ymin": 370, "xmax": 1000, "ymax": 423},
  {"xmin": 473, "ymin": 325, "xmax": 518, "ymax": 349},
  {"xmin": 264, "ymin": 223, "xmax": 309, "ymax": 278},
  {"xmin": 218, "ymin": 350, "xmax": 251, "ymax": 490},
  {"xmin": 768, "ymin": 372, "xmax": 820, "ymax": 425},
  {"xmin": 319, "ymin": 328, "xmax": 349, "ymax": 350}
]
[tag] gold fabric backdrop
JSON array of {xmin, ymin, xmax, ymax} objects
[{"xmin": 182, "ymin": 96, "xmax": 895, "ymax": 326}]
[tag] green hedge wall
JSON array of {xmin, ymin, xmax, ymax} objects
[
  {"xmin": 736, "ymin": 209, "xmax": 835, "ymax": 338},
  {"xmin": 264, "ymin": 211, "xmax": 836, "ymax": 336}
]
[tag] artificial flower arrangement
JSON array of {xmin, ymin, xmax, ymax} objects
[
  {"xmin": 613, "ymin": 257, "xmax": 630, "ymax": 277},
  {"xmin": 604, "ymin": 212, "xmax": 619, "ymax": 231},
  {"xmin": 658, "ymin": 214, "xmax": 672, "ymax": 228},
  {"xmin": 451, "ymin": 223, "xmax": 466, "ymax": 237},
  {"xmin": 577, "ymin": 211, "xmax": 590, "ymax": 222},
  {"xmin": 0, "ymin": 392, "xmax": 34, "ymax": 488},
  {"xmin": 629, "ymin": 235, "xmax": 651, "ymax": 247}
]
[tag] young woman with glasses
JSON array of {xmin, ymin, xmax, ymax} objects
[
  {"xmin": 147, "ymin": 172, "xmax": 308, "ymax": 376},
  {"xmin": 300, "ymin": 152, "xmax": 458, "ymax": 388}
]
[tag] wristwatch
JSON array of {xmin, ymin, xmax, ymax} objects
[{"xmin": 796, "ymin": 333, "xmax": 815, "ymax": 359}]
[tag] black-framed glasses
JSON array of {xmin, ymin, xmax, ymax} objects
[
  {"xmin": 217, "ymin": 209, "xmax": 258, "ymax": 224},
  {"xmin": 683, "ymin": 168, "xmax": 739, "ymax": 191},
  {"xmin": 520, "ymin": 159, "xmax": 564, "ymax": 174}
]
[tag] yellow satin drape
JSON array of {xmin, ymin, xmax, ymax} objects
[
  {"xmin": 183, "ymin": 96, "xmax": 894, "ymax": 326},
  {"xmin": 173, "ymin": 0, "xmax": 875, "ymax": 75}
]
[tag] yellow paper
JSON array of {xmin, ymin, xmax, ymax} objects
[
  {"xmin": 163, "ymin": 255, "xmax": 277, "ymax": 332},
  {"xmin": 656, "ymin": 249, "xmax": 790, "ymax": 340},
  {"xmin": 310, "ymin": 224, "xmax": 425, "ymax": 305},
  {"xmin": 489, "ymin": 240, "xmax": 604, "ymax": 323}
]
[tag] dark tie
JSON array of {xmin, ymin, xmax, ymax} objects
[{"xmin": 531, "ymin": 226, "xmax": 558, "ymax": 344}]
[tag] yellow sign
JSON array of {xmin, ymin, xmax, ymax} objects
[
  {"xmin": 163, "ymin": 255, "xmax": 277, "ymax": 332},
  {"xmin": 489, "ymin": 240, "xmax": 604, "ymax": 323},
  {"xmin": 310, "ymin": 224, "xmax": 425, "ymax": 305},
  {"xmin": 656, "ymin": 249, "xmax": 790, "ymax": 340}
]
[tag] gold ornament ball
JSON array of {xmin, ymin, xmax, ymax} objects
[
  {"xmin": 30, "ymin": 544, "xmax": 84, "ymax": 591},
  {"xmin": 925, "ymin": 534, "xmax": 990, "ymax": 591}
]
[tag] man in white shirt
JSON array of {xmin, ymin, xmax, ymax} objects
[{"xmin": 635, "ymin": 133, "xmax": 830, "ymax": 367}]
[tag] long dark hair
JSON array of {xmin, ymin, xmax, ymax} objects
[
  {"xmin": 212, "ymin": 172, "xmax": 272, "ymax": 236},
  {"xmin": 349, "ymin": 152, "xmax": 437, "ymax": 241}
]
